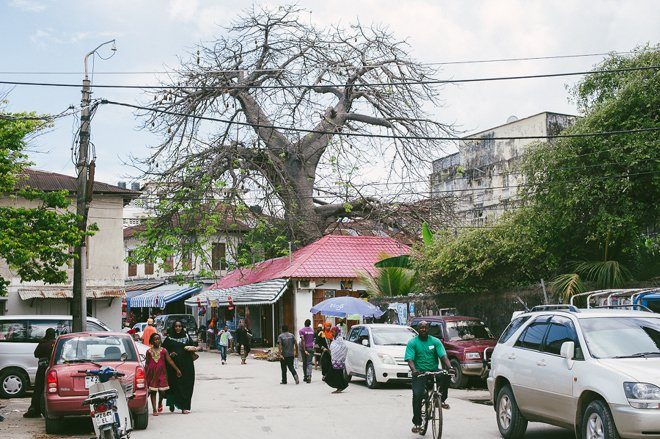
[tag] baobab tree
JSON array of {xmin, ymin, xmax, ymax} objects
[{"xmin": 135, "ymin": 5, "xmax": 453, "ymax": 253}]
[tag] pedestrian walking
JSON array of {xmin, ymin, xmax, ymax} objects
[
  {"xmin": 337, "ymin": 318, "xmax": 348, "ymax": 339},
  {"xmin": 162, "ymin": 320, "xmax": 200, "ymax": 414},
  {"xmin": 234, "ymin": 319, "xmax": 252, "ymax": 365},
  {"xmin": 319, "ymin": 321, "xmax": 333, "ymax": 379},
  {"xmin": 313, "ymin": 323, "xmax": 323, "ymax": 369},
  {"xmin": 23, "ymin": 328, "xmax": 56, "ymax": 418},
  {"xmin": 298, "ymin": 319, "xmax": 315, "ymax": 383},
  {"xmin": 142, "ymin": 318, "xmax": 157, "ymax": 346},
  {"xmin": 145, "ymin": 333, "xmax": 181, "ymax": 416},
  {"xmin": 217, "ymin": 325, "xmax": 232, "ymax": 364},
  {"xmin": 324, "ymin": 326, "xmax": 349, "ymax": 393},
  {"xmin": 277, "ymin": 324, "xmax": 300, "ymax": 384}
]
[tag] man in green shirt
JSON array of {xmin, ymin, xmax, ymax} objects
[{"xmin": 405, "ymin": 321, "xmax": 454, "ymax": 433}]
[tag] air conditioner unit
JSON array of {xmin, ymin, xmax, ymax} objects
[{"xmin": 297, "ymin": 279, "xmax": 316, "ymax": 290}]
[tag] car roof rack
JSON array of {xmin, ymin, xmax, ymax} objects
[
  {"xmin": 570, "ymin": 288, "xmax": 660, "ymax": 308},
  {"xmin": 530, "ymin": 304, "xmax": 580, "ymax": 313},
  {"xmin": 589, "ymin": 304, "xmax": 652, "ymax": 312}
]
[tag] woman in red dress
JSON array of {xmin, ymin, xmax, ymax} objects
[{"xmin": 145, "ymin": 333, "xmax": 181, "ymax": 416}]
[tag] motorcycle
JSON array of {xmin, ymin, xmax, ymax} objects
[{"xmin": 80, "ymin": 365, "xmax": 134, "ymax": 439}]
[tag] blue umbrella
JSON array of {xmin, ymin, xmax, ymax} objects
[{"xmin": 310, "ymin": 296, "xmax": 385, "ymax": 318}]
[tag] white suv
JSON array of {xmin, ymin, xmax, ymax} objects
[
  {"xmin": 487, "ymin": 307, "xmax": 660, "ymax": 439},
  {"xmin": 344, "ymin": 324, "xmax": 417, "ymax": 389}
]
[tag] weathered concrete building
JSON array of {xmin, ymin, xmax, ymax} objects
[{"xmin": 431, "ymin": 112, "xmax": 576, "ymax": 227}]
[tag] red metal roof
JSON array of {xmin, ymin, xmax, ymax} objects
[
  {"xmin": 213, "ymin": 235, "xmax": 410, "ymax": 289},
  {"xmin": 21, "ymin": 169, "xmax": 140, "ymax": 197}
]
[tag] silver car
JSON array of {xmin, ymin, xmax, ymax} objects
[{"xmin": 0, "ymin": 315, "xmax": 112, "ymax": 398}]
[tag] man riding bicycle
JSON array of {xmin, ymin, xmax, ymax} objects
[{"xmin": 405, "ymin": 320, "xmax": 454, "ymax": 434}]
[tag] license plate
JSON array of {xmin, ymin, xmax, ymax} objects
[
  {"xmin": 94, "ymin": 410, "xmax": 114, "ymax": 426},
  {"xmin": 85, "ymin": 376, "xmax": 99, "ymax": 388}
]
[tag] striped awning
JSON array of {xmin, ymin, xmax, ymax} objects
[
  {"xmin": 129, "ymin": 284, "xmax": 201, "ymax": 309},
  {"xmin": 185, "ymin": 279, "xmax": 288, "ymax": 307},
  {"xmin": 18, "ymin": 287, "xmax": 125, "ymax": 300}
]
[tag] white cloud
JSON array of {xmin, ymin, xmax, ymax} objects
[
  {"xmin": 169, "ymin": 0, "xmax": 199, "ymax": 22},
  {"xmin": 9, "ymin": 0, "xmax": 47, "ymax": 12}
]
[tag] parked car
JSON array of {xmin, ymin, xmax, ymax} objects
[
  {"xmin": 488, "ymin": 306, "xmax": 660, "ymax": 439},
  {"xmin": 344, "ymin": 324, "xmax": 417, "ymax": 389},
  {"xmin": 154, "ymin": 314, "xmax": 198, "ymax": 344},
  {"xmin": 132, "ymin": 322, "xmax": 148, "ymax": 340},
  {"xmin": 43, "ymin": 332, "xmax": 149, "ymax": 434},
  {"xmin": 0, "ymin": 315, "xmax": 112, "ymax": 398},
  {"xmin": 410, "ymin": 315, "xmax": 496, "ymax": 388}
]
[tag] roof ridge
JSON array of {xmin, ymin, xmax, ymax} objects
[{"xmin": 286, "ymin": 235, "xmax": 331, "ymax": 275}]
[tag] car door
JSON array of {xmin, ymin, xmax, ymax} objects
[
  {"xmin": 345, "ymin": 326, "xmax": 361, "ymax": 374},
  {"xmin": 510, "ymin": 316, "xmax": 552, "ymax": 417},
  {"xmin": 352, "ymin": 327, "xmax": 371, "ymax": 377},
  {"xmin": 533, "ymin": 316, "xmax": 580, "ymax": 424}
]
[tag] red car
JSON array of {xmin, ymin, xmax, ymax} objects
[
  {"xmin": 43, "ymin": 332, "xmax": 149, "ymax": 434},
  {"xmin": 410, "ymin": 315, "xmax": 496, "ymax": 388}
]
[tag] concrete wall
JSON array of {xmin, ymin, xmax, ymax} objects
[
  {"xmin": 124, "ymin": 234, "xmax": 242, "ymax": 281},
  {"xmin": 0, "ymin": 194, "xmax": 127, "ymax": 330},
  {"xmin": 431, "ymin": 112, "xmax": 576, "ymax": 227}
]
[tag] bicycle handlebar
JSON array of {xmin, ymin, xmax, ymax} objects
[{"xmin": 417, "ymin": 369, "xmax": 456, "ymax": 377}]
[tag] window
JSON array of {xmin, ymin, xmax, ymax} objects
[
  {"xmin": 515, "ymin": 318, "xmax": 551, "ymax": 351},
  {"xmin": 348, "ymin": 327, "xmax": 361, "ymax": 343},
  {"xmin": 357, "ymin": 327, "xmax": 370, "ymax": 346},
  {"xmin": 0, "ymin": 321, "xmax": 27, "ymax": 342},
  {"xmin": 371, "ymin": 327, "xmax": 416, "ymax": 346},
  {"xmin": 127, "ymin": 251, "xmax": 137, "ymax": 277},
  {"xmin": 164, "ymin": 255, "xmax": 174, "ymax": 273},
  {"xmin": 429, "ymin": 322, "xmax": 444, "ymax": 339},
  {"xmin": 181, "ymin": 251, "xmax": 193, "ymax": 271},
  {"xmin": 28, "ymin": 320, "xmax": 64, "ymax": 342},
  {"xmin": 144, "ymin": 261, "xmax": 154, "ymax": 275},
  {"xmin": 446, "ymin": 320, "xmax": 493, "ymax": 341},
  {"xmin": 499, "ymin": 316, "xmax": 531, "ymax": 344},
  {"xmin": 579, "ymin": 317, "xmax": 660, "ymax": 359},
  {"xmin": 88, "ymin": 322, "xmax": 106, "ymax": 332},
  {"xmin": 54, "ymin": 335, "xmax": 137, "ymax": 364},
  {"xmin": 211, "ymin": 242, "xmax": 227, "ymax": 271}
]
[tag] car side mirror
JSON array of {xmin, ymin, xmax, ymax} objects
[
  {"xmin": 361, "ymin": 339, "xmax": 369, "ymax": 347},
  {"xmin": 560, "ymin": 341, "xmax": 575, "ymax": 369},
  {"xmin": 139, "ymin": 353, "xmax": 146, "ymax": 362},
  {"xmin": 120, "ymin": 353, "xmax": 128, "ymax": 362}
]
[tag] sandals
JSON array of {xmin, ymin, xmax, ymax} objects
[
  {"xmin": 158, "ymin": 405, "xmax": 164, "ymax": 413},
  {"xmin": 442, "ymin": 402, "xmax": 450, "ymax": 410},
  {"xmin": 152, "ymin": 412, "xmax": 159, "ymax": 416},
  {"xmin": 411, "ymin": 425, "xmax": 421, "ymax": 433}
]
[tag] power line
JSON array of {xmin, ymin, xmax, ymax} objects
[
  {"xmin": 0, "ymin": 51, "xmax": 634, "ymax": 76},
  {"xmin": 0, "ymin": 66, "xmax": 657, "ymax": 90},
  {"xmin": 101, "ymin": 99, "xmax": 660, "ymax": 141}
]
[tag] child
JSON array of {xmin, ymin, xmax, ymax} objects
[
  {"xmin": 217, "ymin": 325, "xmax": 232, "ymax": 365},
  {"xmin": 145, "ymin": 333, "xmax": 181, "ymax": 416}
]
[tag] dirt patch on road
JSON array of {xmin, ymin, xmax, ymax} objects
[{"xmin": 0, "ymin": 395, "xmax": 89, "ymax": 439}]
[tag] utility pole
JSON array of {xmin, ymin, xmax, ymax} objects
[{"xmin": 72, "ymin": 40, "xmax": 116, "ymax": 332}]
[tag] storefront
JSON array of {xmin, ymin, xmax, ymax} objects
[{"xmin": 128, "ymin": 284, "xmax": 201, "ymax": 321}]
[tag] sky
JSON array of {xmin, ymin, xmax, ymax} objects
[{"xmin": 1, "ymin": 0, "xmax": 659, "ymax": 187}]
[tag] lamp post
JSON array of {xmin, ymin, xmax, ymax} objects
[{"xmin": 72, "ymin": 39, "xmax": 116, "ymax": 333}]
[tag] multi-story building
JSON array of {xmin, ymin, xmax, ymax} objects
[
  {"xmin": 430, "ymin": 112, "xmax": 576, "ymax": 227},
  {"xmin": 0, "ymin": 170, "xmax": 139, "ymax": 329}
]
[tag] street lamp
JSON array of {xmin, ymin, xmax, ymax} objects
[{"xmin": 72, "ymin": 39, "xmax": 117, "ymax": 333}]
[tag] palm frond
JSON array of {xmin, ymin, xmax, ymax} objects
[
  {"xmin": 550, "ymin": 273, "xmax": 586, "ymax": 302},
  {"xmin": 574, "ymin": 260, "xmax": 631, "ymax": 289}
]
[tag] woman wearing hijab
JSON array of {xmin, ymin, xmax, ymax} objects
[
  {"xmin": 162, "ymin": 320, "xmax": 200, "ymax": 414},
  {"xmin": 319, "ymin": 321, "xmax": 334, "ymax": 379},
  {"xmin": 325, "ymin": 326, "xmax": 349, "ymax": 393}
]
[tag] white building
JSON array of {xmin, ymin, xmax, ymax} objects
[
  {"xmin": 0, "ymin": 170, "xmax": 139, "ymax": 329},
  {"xmin": 431, "ymin": 112, "xmax": 577, "ymax": 227}
]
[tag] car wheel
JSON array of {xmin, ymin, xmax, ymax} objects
[
  {"xmin": 343, "ymin": 368, "xmax": 352, "ymax": 383},
  {"xmin": 496, "ymin": 385, "xmax": 528, "ymax": 439},
  {"xmin": 0, "ymin": 368, "xmax": 29, "ymax": 398},
  {"xmin": 449, "ymin": 359, "xmax": 468, "ymax": 389},
  {"xmin": 133, "ymin": 409, "xmax": 149, "ymax": 430},
  {"xmin": 582, "ymin": 399, "xmax": 620, "ymax": 439},
  {"xmin": 366, "ymin": 363, "xmax": 379, "ymax": 389}
]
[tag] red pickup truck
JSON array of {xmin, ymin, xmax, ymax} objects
[{"xmin": 410, "ymin": 315, "xmax": 496, "ymax": 388}]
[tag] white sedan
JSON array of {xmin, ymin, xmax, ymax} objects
[{"xmin": 344, "ymin": 324, "xmax": 417, "ymax": 389}]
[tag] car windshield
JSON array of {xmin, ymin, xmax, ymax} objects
[
  {"xmin": 54, "ymin": 335, "xmax": 137, "ymax": 364},
  {"xmin": 446, "ymin": 320, "xmax": 493, "ymax": 341},
  {"xmin": 371, "ymin": 327, "xmax": 417, "ymax": 346},
  {"xmin": 580, "ymin": 317, "xmax": 660, "ymax": 359}
]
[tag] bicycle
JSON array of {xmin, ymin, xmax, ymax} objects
[{"xmin": 417, "ymin": 370, "xmax": 454, "ymax": 438}]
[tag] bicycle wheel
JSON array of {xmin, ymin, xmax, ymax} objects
[
  {"xmin": 430, "ymin": 395, "xmax": 443, "ymax": 439},
  {"xmin": 419, "ymin": 395, "xmax": 430, "ymax": 436}
]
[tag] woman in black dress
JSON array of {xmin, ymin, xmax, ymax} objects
[{"xmin": 162, "ymin": 321, "xmax": 199, "ymax": 414}]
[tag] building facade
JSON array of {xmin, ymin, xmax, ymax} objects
[
  {"xmin": 431, "ymin": 112, "xmax": 576, "ymax": 227},
  {"xmin": 0, "ymin": 170, "xmax": 138, "ymax": 329}
]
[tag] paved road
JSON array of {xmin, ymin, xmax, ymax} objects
[{"xmin": 1, "ymin": 351, "xmax": 575, "ymax": 438}]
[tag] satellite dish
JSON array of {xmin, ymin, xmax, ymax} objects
[{"xmin": 506, "ymin": 115, "xmax": 519, "ymax": 124}]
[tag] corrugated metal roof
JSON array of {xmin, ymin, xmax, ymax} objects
[
  {"xmin": 186, "ymin": 279, "xmax": 288, "ymax": 307},
  {"xmin": 128, "ymin": 284, "xmax": 201, "ymax": 309},
  {"xmin": 125, "ymin": 281, "xmax": 165, "ymax": 292},
  {"xmin": 20, "ymin": 169, "xmax": 140, "ymax": 199},
  {"xmin": 18, "ymin": 287, "xmax": 125, "ymax": 300},
  {"xmin": 212, "ymin": 235, "xmax": 410, "ymax": 290}
]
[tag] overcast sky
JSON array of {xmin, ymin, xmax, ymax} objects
[{"xmin": 1, "ymin": 0, "xmax": 659, "ymax": 186}]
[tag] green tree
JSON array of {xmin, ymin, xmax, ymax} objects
[
  {"xmin": 415, "ymin": 46, "xmax": 660, "ymax": 293},
  {"xmin": 0, "ymin": 106, "xmax": 86, "ymax": 295}
]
